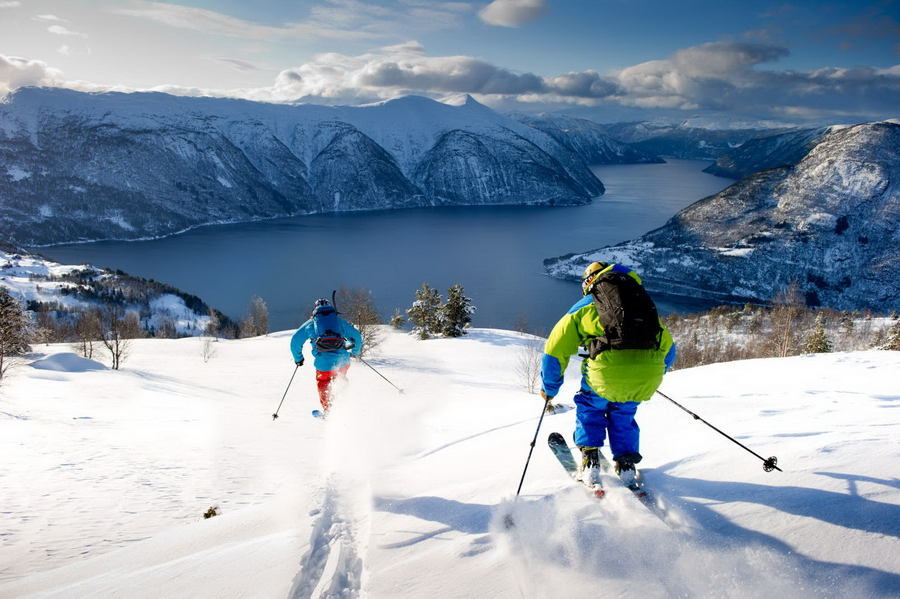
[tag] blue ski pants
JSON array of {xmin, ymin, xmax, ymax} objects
[{"xmin": 573, "ymin": 385, "xmax": 641, "ymax": 462}]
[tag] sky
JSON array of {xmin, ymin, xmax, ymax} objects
[{"xmin": 1, "ymin": 0, "xmax": 899, "ymax": 123}]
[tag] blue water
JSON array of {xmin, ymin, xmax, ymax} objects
[{"xmin": 39, "ymin": 160, "xmax": 731, "ymax": 333}]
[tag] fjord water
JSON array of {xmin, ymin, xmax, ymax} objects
[{"xmin": 40, "ymin": 160, "xmax": 731, "ymax": 333}]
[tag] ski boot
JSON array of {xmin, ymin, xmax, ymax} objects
[
  {"xmin": 577, "ymin": 446, "xmax": 602, "ymax": 487},
  {"xmin": 614, "ymin": 458, "xmax": 639, "ymax": 490}
]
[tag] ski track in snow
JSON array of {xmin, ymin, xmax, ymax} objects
[
  {"xmin": 1, "ymin": 334, "xmax": 899, "ymax": 598},
  {"xmin": 288, "ymin": 477, "xmax": 367, "ymax": 599}
]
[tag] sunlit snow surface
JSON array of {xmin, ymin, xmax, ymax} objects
[{"xmin": 1, "ymin": 328, "xmax": 898, "ymax": 598}]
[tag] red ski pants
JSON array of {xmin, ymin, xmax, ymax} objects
[{"xmin": 315, "ymin": 366, "xmax": 349, "ymax": 411}]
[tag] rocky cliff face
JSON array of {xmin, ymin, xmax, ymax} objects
[
  {"xmin": 545, "ymin": 121, "xmax": 900, "ymax": 313},
  {"xmin": 0, "ymin": 89, "xmax": 605, "ymax": 245}
]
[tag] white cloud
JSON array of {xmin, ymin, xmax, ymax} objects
[
  {"xmin": 3, "ymin": 38, "xmax": 897, "ymax": 123},
  {"xmin": 478, "ymin": 0, "xmax": 546, "ymax": 27},
  {"xmin": 111, "ymin": 0, "xmax": 375, "ymax": 42},
  {"xmin": 36, "ymin": 14, "xmax": 64, "ymax": 21},
  {"xmin": 0, "ymin": 55, "xmax": 64, "ymax": 95},
  {"xmin": 47, "ymin": 25, "xmax": 88, "ymax": 38},
  {"xmin": 0, "ymin": 1, "xmax": 21, "ymax": 7}
]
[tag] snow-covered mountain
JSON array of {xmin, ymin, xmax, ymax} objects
[
  {"xmin": 702, "ymin": 126, "xmax": 835, "ymax": 180},
  {"xmin": 545, "ymin": 121, "xmax": 900, "ymax": 313},
  {"xmin": 511, "ymin": 114, "xmax": 664, "ymax": 164},
  {"xmin": 0, "ymin": 89, "xmax": 604, "ymax": 246},
  {"xmin": 1, "ymin": 328, "xmax": 898, "ymax": 597},
  {"xmin": 600, "ymin": 120, "xmax": 793, "ymax": 160}
]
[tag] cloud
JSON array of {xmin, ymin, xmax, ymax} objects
[
  {"xmin": 111, "ymin": 0, "xmax": 377, "ymax": 41},
  {"xmin": 47, "ymin": 25, "xmax": 88, "ymax": 38},
  {"xmin": 211, "ymin": 57, "xmax": 273, "ymax": 73},
  {"xmin": 3, "ymin": 39, "xmax": 897, "ymax": 123},
  {"xmin": 0, "ymin": 1, "xmax": 21, "ymax": 7},
  {"xmin": 478, "ymin": 0, "xmax": 546, "ymax": 27},
  {"xmin": 0, "ymin": 55, "xmax": 64, "ymax": 95}
]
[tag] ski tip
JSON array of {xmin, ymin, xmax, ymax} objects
[{"xmin": 311, "ymin": 409, "xmax": 326, "ymax": 420}]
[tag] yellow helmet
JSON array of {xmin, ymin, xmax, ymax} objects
[{"xmin": 581, "ymin": 261, "xmax": 609, "ymax": 295}]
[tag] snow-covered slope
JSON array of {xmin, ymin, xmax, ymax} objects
[
  {"xmin": 1, "ymin": 328, "xmax": 898, "ymax": 598},
  {"xmin": 0, "ymin": 89, "xmax": 604, "ymax": 245},
  {"xmin": 511, "ymin": 113, "xmax": 665, "ymax": 165},
  {"xmin": 546, "ymin": 121, "xmax": 900, "ymax": 314},
  {"xmin": 702, "ymin": 126, "xmax": 835, "ymax": 180},
  {"xmin": 1, "ymin": 250, "xmax": 218, "ymax": 336}
]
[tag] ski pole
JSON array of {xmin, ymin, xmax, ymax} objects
[
  {"xmin": 655, "ymin": 390, "xmax": 782, "ymax": 472},
  {"xmin": 513, "ymin": 393, "xmax": 553, "ymax": 497},
  {"xmin": 357, "ymin": 356, "xmax": 404, "ymax": 394},
  {"xmin": 272, "ymin": 364, "xmax": 299, "ymax": 420}
]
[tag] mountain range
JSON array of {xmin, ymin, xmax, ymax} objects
[
  {"xmin": 0, "ymin": 88, "xmax": 608, "ymax": 246},
  {"xmin": 545, "ymin": 121, "xmax": 900, "ymax": 313}
]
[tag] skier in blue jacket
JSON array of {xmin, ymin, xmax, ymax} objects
[{"xmin": 290, "ymin": 299, "xmax": 362, "ymax": 414}]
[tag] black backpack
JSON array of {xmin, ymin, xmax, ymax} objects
[
  {"xmin": 586, "ymin": 271, "xmax": 663, "ymax": 359},
  {"xmin": 312, "ymin": 306, "xmax": 346, "ymax": 352}
]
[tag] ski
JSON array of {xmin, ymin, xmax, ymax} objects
[
  {"xmin": 547, "ymin": 432, "xmax": 605, "ymax": 498},
  {"xmin": 594, "ymin": 445, "xmax": 673, "ymax": 525},
  {"xmin": 548, "ymin": 431, "xmax": 672, "ymax": 525},
  {"xmin": 311, "ymin": 409, "xmax": 326, "ymax": 420}
]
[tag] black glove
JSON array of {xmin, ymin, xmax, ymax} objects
[{"xmin": 295, "ymin": 358, "xmax": 304, "ymax": 367}]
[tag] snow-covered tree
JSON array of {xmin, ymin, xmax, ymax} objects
[
  {"xmin": 389, "ymin": 308, "xmax": 405, "ymax": 329},
  {"xmin": 804, "ymin": 313, "xmax": 833, "ymax": 354},
  {"xmin": 883, "ymin": 321, "xmax": 900, "ymax": 351},
  {"xmin": 0, "ymin": 287, "xmax": 31, "ymax": 380},
  {"xmin": 440, "ymin": 284, "xmax": 475, "ymax": 337},
  {"xmin": 406, "ymin": 283, "xmax": 442, "ymax": 340}
]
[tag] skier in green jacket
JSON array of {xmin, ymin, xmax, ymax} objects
[{"xmin": 540, "ymin": 261, "xmax": 676, "ymax": 488}]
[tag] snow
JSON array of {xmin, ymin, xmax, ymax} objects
[
  {"xmin": 6, "ymin": 166, "xmax": 31, "ymax": 181},
  {"xmin": 1, "ymin": 328, "xmax": 899, "ymax": 598},
  {"xmin": 1, "ymin": 251, "xmax": 96, "ymax": 311}
]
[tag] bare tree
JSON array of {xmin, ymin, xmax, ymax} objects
[
  {"xmin": 97, "ymin": 304, "xmax": 142, "ymax": 370},
  {"xmin": 200, "ymin": 335, "xmax": 218, "ymax": 363},
  {"xmin": 338, "ymin": 286, "xmax": 383, "ymax": 356},
  {"xmin": 514, "ymin": 333, "xmax": 545, "ymax": 395},
  {"xmin": 204, "ymin": 307, "xmax": 220, "ymax": 337},
  {"xmin": 72, "ymin": 310, "xmax": 102, "ymax": 359},
  {"xmin": 769, "ymin": 281, "xmax": 806, "ymax": 357},
  {"xmin": 240, "ymin": 295, "xmax": 269, "ymax": 338}
]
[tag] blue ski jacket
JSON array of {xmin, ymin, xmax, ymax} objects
[{"xmin": 290, "ymin": 309, "xmax": 362, "ymax": 372}]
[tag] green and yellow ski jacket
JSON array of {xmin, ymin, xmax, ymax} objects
[{"xmin": 541, "ymin": 264, "xmax": 676, "ymax": 403}]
